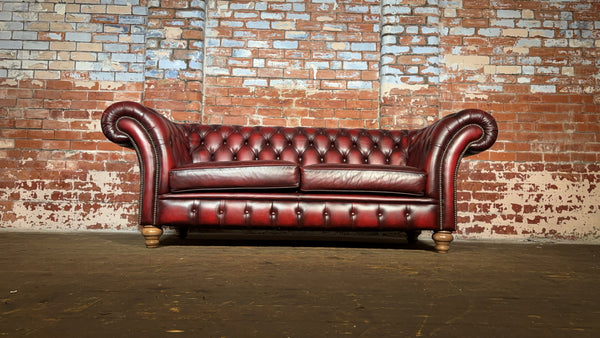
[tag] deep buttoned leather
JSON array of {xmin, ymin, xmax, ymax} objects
[{"xmin": 101, "ymin": 101, "xmax": 497, "ymax": 231}]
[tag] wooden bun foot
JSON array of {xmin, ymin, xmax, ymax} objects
[
  {"xmin": 142, "ymin": 226, "xmax": 163, "ymax": 248},
  {"xmin": 432, "ymin": 231, "xmax": 453, "ymax": 253}
]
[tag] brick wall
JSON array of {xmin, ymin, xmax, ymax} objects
[{"xmin": 1, "ymin": 0, "xmax": 599, "ymax": 240}]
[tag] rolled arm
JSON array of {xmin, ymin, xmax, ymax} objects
[
  {"xmin": 101, "ymin": 101, "xmax": 192, "ymax": 225},
  {"xmin": 407, "ymin": 109, "xmax": 498, "ymax": 230}
]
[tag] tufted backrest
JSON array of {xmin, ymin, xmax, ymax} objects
[{"xmin": 183, "ymin": 125, "xmax": 417, "ymax": 167}]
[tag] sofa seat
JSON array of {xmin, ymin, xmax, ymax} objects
[
  {"xmin": 301, "ymin": 164, "xmax": 426, "ymax": 196},
  {"xmin": 169, "ymin": 160, "xmax": 300, "ymax": 192}
]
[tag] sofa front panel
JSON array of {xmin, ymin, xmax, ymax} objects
[{"xmin": 157, "ymin": 198, "xmax": 440, "ymax": 230}]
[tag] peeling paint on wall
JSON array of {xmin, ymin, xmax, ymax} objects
[{"xmin": 457, "ymin": 162, "xmax": 600, "ymax": 241}]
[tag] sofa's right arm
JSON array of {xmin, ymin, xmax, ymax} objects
[{"xmin": 101, "ymin": 101, "xmax": 191, "ymax": 225}]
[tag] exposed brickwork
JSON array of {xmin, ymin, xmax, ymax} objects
[
  {"xmin": 0, "ymin": 0, "xmax": 598, "ymax": 240},
  {"xmin": 203, "ymin": 0, "xmax": 381, "ymax": 128},
  {"xmin": 437, "ymin": 0, "xmax": 600, "ymax": 239},
  {"xmin": 144, "ymin": 0, "xmax": 205, "ymax": 121},
  {"xmin": 380, "ymin": 0, "xmax": 440, "ymax": 128},
  {"xmin": 0, "ymin": 0, "xmax": 146, "ymax": 230}
]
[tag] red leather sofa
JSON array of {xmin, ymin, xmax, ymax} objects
[{"xmin": 101, "ymin": 101, "xmax": 497, "ymax": 252}]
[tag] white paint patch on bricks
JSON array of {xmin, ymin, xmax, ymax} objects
[{"xmin": 443, "ymin": 55, "xmax": 490, "ymax": 71}]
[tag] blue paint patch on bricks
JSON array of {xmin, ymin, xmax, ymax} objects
[
  {"xmin": 119, "ymin": 15, "xmax": 145, "ymax": 25},
  {"xmin": 133, "ymin": 6, "xmax": 147, "ymax": 16},
  {"xmin": 12, "ymin": 31, "xmax": 38, "ymax": 40},
  {"xmin": 66, "ymin": 32, "xmax": 91, "ymax": 42},
  {"xmin": 159, "ymin": 60, "xmax": 187, "ymax": 70},
  {"xmin": 95, "ymin": 34, "xmax": 119, "ymax": 42},
  {"xmin": 312, "ymin": 33, "xmax": 335, "ymax": 41},
  {"xmin": 246, "ymin": 21, "xmax": 270, "ymax": 29},
  {"xmin": 234, "ymin": 31, "xmax": 257, "ymax": 38},
  {"xmin": 285, "ymin": 32, "xmax": 309, "ymax": 40},
  {"xmin": 243, "ymin": 79, "xmax": 268, "ymax": 86},
  {"xmin": 351, "ymin": 43, "xmax": 376, "ymax": 51},
  {"xmin": 177, "ymin": 11, "xmax": 206, "ymax": 19},
  {"xmin": 273, "ymin": 40, "xmax": 298, "ymax": 49},
  {"xmin": 347, "ymin": 81, "xmax": 372, "ymax": 89},
  {"xmin": 128, "ymin": 35, "xmax": 145, "ymax": 44},
  {"xmin": 104, "ymin": 44, "xmax": 129, "ymax": 53},
  {"xmin": 271, "ymin": 79, "xmax": 307, "ymax": 88},
  {"xmin": 235, "ymin": 12, "xmax": 258, "ymax": 19},
  {"xmin": 167, "ymin": 20, "xmax": 186, "ymax": 26},
  {"xmin": 189, "ymin": 59, "xmax": 203, "ymax": 69},
  {"xmin": 231, "ymin": 3, "xmax": 254, "ymax": 10},
  {"xmin": 270, "ymin": 3, "xmax": 292, "ymax": 11},
  {"xmin": 190, "ymin": 20, "xmax": 205, "ymax": 28},
  {"xmin": 191, "ymin": 41, "xmax": 204, "ymax": 49},
  {"xmin": 232, "ymin": 49, "xmax": 252, "ymax": 57},
  {"xmin": 343, "ymin": 61, "xmax": 368, "ymax": 70},
  {"xmin": 346, "ymin": 5, "xmax": 369, "ymax": 13},
  {"xmin": 206, "ymin": 39, "xmax": 220, "ymax": 47},
  {"xmin": 112, "ymin": 53, "xmax": 138, "ymax": 63},
  {"xmin": 287, "ymin": 13, "xmax": 310, "ymax": 20},
  {"xmin": 338, "ymin": 52, "xmax": 361, "ymax": 60},
  {"xmin": 306, "ymin": 61, "xmax": 329, "ymax": 69},
  {"xmin": 116, "ymin": 0, "xmax": 140, "ymax": 5},
  {"xmin": 22, "ymin": 42, "xmax": 49, "ymax": 50},
  {"xmin": 497, "ymin": 10, "xmax": 521, "ymax": 19},
  {"xmin": 262, "ymin": 12, "xmax": 285, "ymax": 20},
  {"xmin": 89, "ymin": 72, "xmax": 115, "ymax": 81},
  {"xmin": 412, "ymin": 46, "xmax": 439, "ymax": 54},
  {"xmin": 381, "ymin": 5, "xmax": 410, "ymax": 15},
  {"xmin": 165, "ymin": 70, "xmax": 179, "ymax": 79},
  {"xmin": 206, "ymin": 67, "xmax": 228, "ymax": 75},
  {"xmin": 381, "ymin": 65, "xmax": 403, "ymax": 75},
  {"xmin": 222, "ymin": 39, "xmax": 245, "ymax": 48},
  {"xmin": 313, "ymin": 52, "xmax": 335, "ymax": 59},
  {"xmin": 381, "ymin": 45, "xmax": 410, "ymax": 54},
  {"xmin": 248, "ymin": 41, "xmax": 269, "ymax": 48},
  {"xmin": 323, "ymin": 24, "xmax": 346, "ymax": 31},
  {"xmin": 116, "ymin": 73, "xmax": 144, "ymax": 82},
  {"xmin": 129, "ymin": 64, "xmax": 144, "ymax": 72},
  {"xmin": 233, "ymin": 68, "xmax": 256, "ymax": 76},
  {"xmin": 145, "ymin": 70, "xmax": 162, "ymax": 78},
  {"xmin": 146, "ymin": 50, "xmax": 170, "ymax": 60}
]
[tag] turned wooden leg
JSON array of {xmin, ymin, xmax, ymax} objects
[
  {"xmin": 407, "ymin": 230, "xmax": 421, "ymax": 245},
  {"xmin": 432, "ymin": 231, "xmax": 453, "ymax": 253},
  {"xmin": 142, "ymin": 225, "xmax": 163, "ymax": 248}
]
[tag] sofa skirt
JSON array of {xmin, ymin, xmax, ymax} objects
[{"xmin": 156, "ymin": 193, "xmax": 440, "ymax": 231}]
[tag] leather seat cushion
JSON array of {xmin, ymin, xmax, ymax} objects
[
  {"xmin": 300, "ymin": 164, "xmax": 426, "ymax": 196},
  {"xmin": 169, "ymin": 160, "xmax": 300, "ymax": 192}
]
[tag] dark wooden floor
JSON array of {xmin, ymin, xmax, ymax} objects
[{"xmin": 1, "ymin": 231, "xmax": 598, "ymax": 337}]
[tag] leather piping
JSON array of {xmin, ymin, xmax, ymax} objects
[
  {"xmin": 116, "ymin": 116, "xmax": 161, "ymax": 225},
  {"xmin": 438, "ymin": 124, "xmax": 485, "ymax": 230}
]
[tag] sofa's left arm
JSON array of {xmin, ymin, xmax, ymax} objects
[
  {"xmin": 406, "ymin": 109, "xmax": 498, "ymax": 231},
  {"xmin": 101, "ymin": 101, "xmax": 191, "ymax": 225}
]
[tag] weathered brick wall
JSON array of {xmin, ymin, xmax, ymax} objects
[
  {"xmin": 0, "ymin": 0, "xmax": 147, "ymax": 230},
  {"xmin": 202, "ymin": 0, "xmax": 380, "ymax": 128},
  {"xmin": 1, "ymin": 0, "xmax": 599, "ymax": 240},
  {"xmin": 439, "ymin": 0, "xmax": 599, "ymax": 239}
]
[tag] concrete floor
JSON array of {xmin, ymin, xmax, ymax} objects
[{"xmin": 0, "ymin": 231, "xmax": 598, "ymax": 337}]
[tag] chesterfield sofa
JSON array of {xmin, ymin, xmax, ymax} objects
[{"xmin": 101, "ymin": 101, "xmax": 497, "ymax": 253}]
